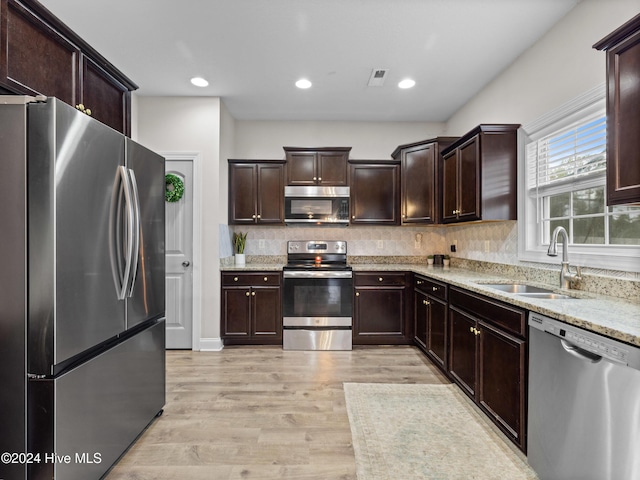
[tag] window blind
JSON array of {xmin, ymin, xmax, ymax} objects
[{"xmin": 527, "ymin": 114, "xmax": 606, "ymax": 191}]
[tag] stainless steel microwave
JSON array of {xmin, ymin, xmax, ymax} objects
[{"xmin": 284, "ymin": 186, "xmax": 350, "ymax": 225}]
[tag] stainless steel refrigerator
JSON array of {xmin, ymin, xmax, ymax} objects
[{"xmin": 0, "ymin": 96, "xmax": 166, "ymax": 480}]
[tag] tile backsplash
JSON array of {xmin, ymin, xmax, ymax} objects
[
  {"xmin": 226, "ymin": 221, "xmax": 640, "ymax": 284},
  {"xmin": 226, "ymin": 225, "xmax": 448, "ymax": 257}
]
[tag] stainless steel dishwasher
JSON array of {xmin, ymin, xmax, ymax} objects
[{"xmin": 528, "ymin": 312, "xmax": 640, "ymax": 480}]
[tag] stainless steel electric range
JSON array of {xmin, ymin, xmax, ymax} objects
[{"xmin": 282, "ymin": 240, "xmax": 353, "ymax": 350}]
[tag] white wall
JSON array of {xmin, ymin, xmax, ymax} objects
[
  {"xmin": 445, "ymin": 0, "xmax": 639, "ymax": 135},
  {"xmin": 234, "ymin": 120, "xmax": 445, "ymax": 159},
  {"xmin": 136, "ymin": 97, "xmax": 222, "ymax": 342}
]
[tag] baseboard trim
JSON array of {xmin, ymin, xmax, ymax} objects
[{"xmin": 198, "ymin": 338, "xmax": 224, "ymax": 351}]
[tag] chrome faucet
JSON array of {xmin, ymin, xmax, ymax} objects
[{"xmin": 547, "ymin": 226, "xmax": 581, "ymax": 289}]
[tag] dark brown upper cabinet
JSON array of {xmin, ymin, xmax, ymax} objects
[
  {"xmin": 349, "ymin": 160, "xmax": 400, "ymax": 225},
  {"xmin": 1, "ymin": 0, "xmax": 137, "ymax": 135},
  {"xmin": 594, "ymin": 14, "xmax": 640, "ymax": 206},
  {"xmin": 392, "ymin": 137, "xmax": 456, "ymax": 225},
  {"xmin": 284, "ymin": 147, "xmax": 351, "ymax": 186},
  {"xmin": 228, "ymin": 160, "xmax": 285, "ymax": 225},
  {"xmin": 441, "ymin": 125, "xmax": 519, "ymax": 224}
]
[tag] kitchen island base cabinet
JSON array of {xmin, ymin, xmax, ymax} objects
[
  {"xmin": 221, "ymin": 273, "xmax": 282, "ymax": 345},
  {"xmin": 448, "ymin": 287, "xmax": 527, "ymax": 452},
  {"xmin": 353, "ymin": 272, "xmax": 411, "ymax": 345}
]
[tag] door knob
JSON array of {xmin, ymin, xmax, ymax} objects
[{"xmin": 182, "ymin": 261, "xmax": 191, "ymax": 267}]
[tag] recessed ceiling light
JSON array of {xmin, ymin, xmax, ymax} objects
[
  {"xmin": 295, "ymin": 78, "xmax": 312, "ymax": 89},
  {"xmin": 190, "ymin": 77, "xmax": 209, "ymax": 87},
  {"xmin": 398, "ymin": 79, "xmax": 416, "ymax": 89}
]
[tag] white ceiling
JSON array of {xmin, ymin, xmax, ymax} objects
[{"xmin": 39, "ymin": 0, "xmax": 580, "ymax": 122}]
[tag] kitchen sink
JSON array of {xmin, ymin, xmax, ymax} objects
[
  {"xmin": 480, "ymin": 283, "xmax": 577, "ymax": 299},
  {"xmin": 481, "ymin": 283, "xmax": 555, "ymax": 294},
  {"xmin": 516, "ymin": 292, "xmax": 575, "ymax": 300}
]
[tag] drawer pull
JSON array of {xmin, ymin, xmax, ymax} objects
[
  {"xmin": 234, "ymin": 277, "xmax": 239, "ymax": 282},
  {"xmin": 432, "ymin": 286, "xmax": 438, "ymax": 291},
  {"xmin": 378, "ymin": 277, "xmax": 383, "ymax": 282},
  {"xmin": 264, "ymin": 277, "xmax": 268, "ymax": 282}
]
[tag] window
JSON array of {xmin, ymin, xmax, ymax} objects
[{"xmin": 518, "ymin": 85, "xmax": 640, "ymax": 272}]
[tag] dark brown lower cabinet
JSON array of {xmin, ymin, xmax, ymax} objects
[
  {"xmin": 414, "ymin": 275, "xmax": 448, "ymax": 372},
  {"xmin": 221, "ymin": 272, "xmax": 282, "ymax": 345},
  {"xmin": 478, "ymin": 321, "xmax": 526, "ymax": 444},
  {"xmin": 448, "ymin": 287, "xmax": 527, "ymax": 451},
  {"xmin": 449, "ymin": 307, "xmax": 477, "ymax": 395},
  {"xmin": 353, "ymin": 272, "xmax": 411, "ymax": 345}
]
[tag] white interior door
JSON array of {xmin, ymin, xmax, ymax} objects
[{"xmin": 165, "ymin": 160, "xmax": 193, "ymax": 349}]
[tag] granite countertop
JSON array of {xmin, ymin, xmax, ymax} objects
[
  {"xmin": 221, "ymin": 263, "xmax": 286, "ymax": 272},
  {"xmin": 221, "ymin": 262, "xmax": 640, "ymax": 348},
  {"xmin": 354, "ymin": 264, "xmax": 640, "ymax": 348}
]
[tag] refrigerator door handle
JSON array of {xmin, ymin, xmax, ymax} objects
[
  {"xmin": 109, "ymin": 166, "xmax": 135, "ymax": 300},
  {"xmin": 126, "ymin": 168, "xmax": 141, "ymax": 297}
]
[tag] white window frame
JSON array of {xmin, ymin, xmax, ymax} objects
[{"xmin": 518, "ymin": 84, "xmax": 640, "ymax": 273}]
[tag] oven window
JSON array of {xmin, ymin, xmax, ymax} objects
[
  {"xmin": 283, "ymin": 277, "xmax": 353, "ymax": 318},
  {"xmin": 290, "ymin": 199, "xmax": 333, "ymax": 215}
]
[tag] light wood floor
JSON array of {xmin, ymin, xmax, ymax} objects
[{"xmin": 105, "ymin": 346, "xmax": 449, "ymax": 480}]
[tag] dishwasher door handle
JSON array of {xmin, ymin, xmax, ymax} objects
[{"xmin": 560, "ymin": 339, "xmax": 603, "ymax": 363}]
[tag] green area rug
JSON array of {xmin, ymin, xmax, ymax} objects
[{"xmin": 344, "ymin": 383, "xmax": 538, "ymax": 480}]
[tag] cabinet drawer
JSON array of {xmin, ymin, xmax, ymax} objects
[
  {"xmin": 354, "ymin": 272, "xmax": 407, "ymax": 286},
  {"xmin": 414, "ymin": 275, "xmax": 447, "ymax": 301},
  {"xmin": 450, "ymin": 287, "xmax": 525, "ymax": 337},
  {"xmin": 222, "ymin": 272, "xmax": 281, "ymax": 287}
]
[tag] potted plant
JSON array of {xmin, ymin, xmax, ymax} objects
[
  {"xmin": 233, "ymin": 231, "xmax": 247, "ymax": 266},
  {"xmin": 443, "ymin": 254, "xmax": 451, "ymax": 267},
  {"xmin": 427, "ymin": 255, "xmax": 434, "ymax": 266}
]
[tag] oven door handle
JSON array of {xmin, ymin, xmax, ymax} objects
[{"xmin": 283, "ymin": 270, "xmax": 353, "ymax": 279}]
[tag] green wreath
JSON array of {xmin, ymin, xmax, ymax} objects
[{"xmin": 165, "ymin": 174, "xmax": 185, "ymax": 202}]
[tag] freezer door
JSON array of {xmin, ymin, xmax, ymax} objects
[
  {"xmin": 28, "ymin": 319, "xmax": 166, "ymax": 480},
  {"xmin": 125, "ymin": 138, "xmax": 166, "ymax": 329},
  {"xmin": 28, "ymin": 99, "xmax": 127, "ymax": 375}
]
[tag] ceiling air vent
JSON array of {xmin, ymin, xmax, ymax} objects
[{"xmin": 367, "ymin": 68, "xmax": 389, "ymax": 87}]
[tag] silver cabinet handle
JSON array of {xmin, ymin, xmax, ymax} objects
[{"xmin": 182, "ymin": 261, "xmax": 191, "ymax": 267}]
